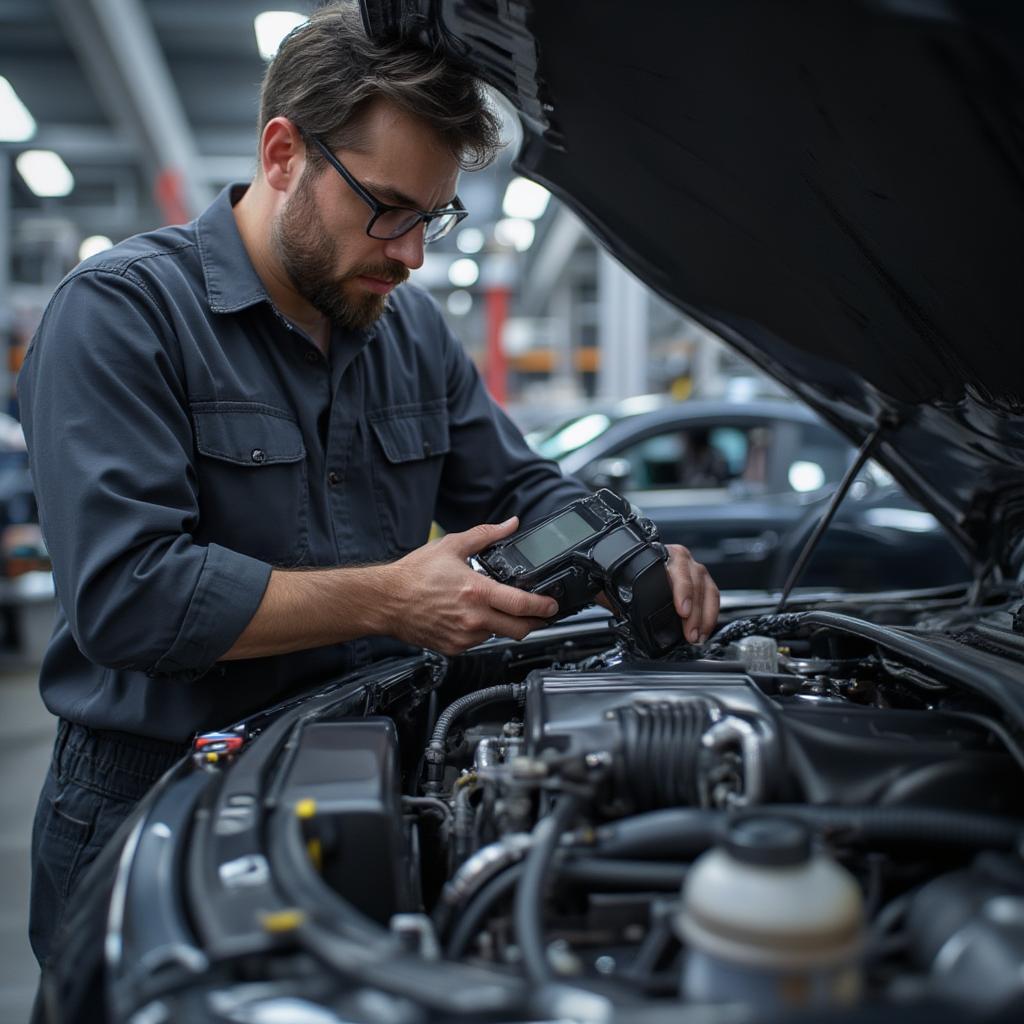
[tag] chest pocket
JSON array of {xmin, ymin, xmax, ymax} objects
[
  {"xmin": 193, "ymin": 403, "xmax": 309, "ymax": 566},
  {"xmin": 368, "ymin": 402, "xmax": 450, "ymax": 555}
]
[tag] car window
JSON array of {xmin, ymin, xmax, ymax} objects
[
  {"xmin": 786, "ymin": 424, "xmax": 852, "ymax": 492},
  {"xmin": 613, "ymin": 424, "xmax": 769, "ymax": 490}
]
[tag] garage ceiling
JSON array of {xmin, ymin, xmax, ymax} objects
[{"xmin": 0, "ymin": 0, "xmax": 514, "ymax": 258}]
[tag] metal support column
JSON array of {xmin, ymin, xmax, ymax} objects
[
  {"xmin": 0, "ymin": 154, "xmax": 10, "ymax": 413},
  {"xmin": 597, "ymin": 248, "xmax": 648, "ymax": 400},
  {"xmin": 54, "ymin": 0, "xmax": 212, "ymax": 220}
]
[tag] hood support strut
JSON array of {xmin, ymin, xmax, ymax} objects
[{"xmin": 776, "ymin": 422, "xmax": 885, "ymax": 612}]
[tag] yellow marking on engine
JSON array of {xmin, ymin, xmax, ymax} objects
[
  {"xmin": 261, "ymin": 908, "xmax": 306, "ymax": 933},
  {"xmin": 295, "ymin": 798, "xmax": 317, "ymax": 819}
]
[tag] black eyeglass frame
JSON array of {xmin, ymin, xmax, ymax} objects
[{"xmin": 305, "ymin": 132, "xmax": 468, "ymax": 243}]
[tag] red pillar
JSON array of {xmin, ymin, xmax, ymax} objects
[
  {"xmin": 484, "ymin": 284, "xmax": 510, "ymax": 406},
  {"xmin": 153, "ymin": 168, "xmax": 190, "ymax": 226}
]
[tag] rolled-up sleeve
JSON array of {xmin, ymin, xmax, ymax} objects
[
  {"xmin": 18, "ymin": 268, "xmax": 271, "ymax": 677},
  {"xmin": 431, "ymin": 304, "xmax": 590, "ymax": 531}
]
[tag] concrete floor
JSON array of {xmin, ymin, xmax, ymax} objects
[{"xmin": 0, "ymin": 664, "xmax": 55, "ymax": 1023}]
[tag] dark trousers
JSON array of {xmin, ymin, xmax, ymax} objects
[{"xmin": 29, "ymin": 719, "xmax": 187, "ymax": 967}]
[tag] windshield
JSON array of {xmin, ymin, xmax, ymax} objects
[{"xmin": 526, "ymin": 412, "xmax": 612, "ymax": 460}]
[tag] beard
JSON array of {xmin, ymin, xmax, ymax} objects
[{"xmin": 272, "ymin": 169, "xmax": 409, "ymax": 331}]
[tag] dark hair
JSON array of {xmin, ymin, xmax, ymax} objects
[{"xmin": 258, "ymin": 1, "xmax": 502, "ymax": 171}]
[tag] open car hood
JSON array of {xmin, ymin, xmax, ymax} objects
[{"xmin": 364, "ymin": 0, "xmax": 1024, "ymax": 578}]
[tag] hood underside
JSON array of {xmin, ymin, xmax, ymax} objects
[{"xmin": 365, "ymin": 0, "xmax": 1024, "ymax": 575}]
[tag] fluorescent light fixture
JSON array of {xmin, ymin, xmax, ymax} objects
[
  {"xmin": 448, "ymin": 258, "xmax": 479, "ymax": 288},
  {"xmin": 456, "ymin": 227, "xmax": 485, "ymax": 254},
  {"xmin": 79, "ymin": 235, "xmax": 113, "ymax": 261},
  {"xmin": 16, "ymin": 150, "xmax": 74, "ymax": 198},
  {"xmin": 0, "ymin": 76, "xmax": 35, "ymax": 142},
  {"xmin": 254, "ymin": 11, "xmax": 308, "ymax": 61},
  {"xmin": 502, "ymin": 177, "xmax": 550, "ymax": 220},
  {"xmin": 494, "ymin": 217, "xmax": 535, "ymax": 252},
  {"xmin": 446, "ymin": 290, "xmax": 473, "ymax": 316}
]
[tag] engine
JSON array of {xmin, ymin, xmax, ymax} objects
[
  {"xmin": 391, "ymin": 623, "xmax": 1024, "ymax": 1018},
  {"xmin": 276, "ymin": 612, "xmax": 1024, "ymax": 1020}
]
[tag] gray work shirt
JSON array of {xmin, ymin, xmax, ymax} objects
[{"xmin": 18, "ymin": 184, "xmax": 587, "ymax": 743}]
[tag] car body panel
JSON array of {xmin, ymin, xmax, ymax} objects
[{"xmin": 530, "ymin": 398, "xmax": 969, "ymax": 589}]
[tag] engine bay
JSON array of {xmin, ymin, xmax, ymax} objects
[
  {"xmin": 84, "ymin": 600, "xmax": 1024, "ymax": 1023},
  {"xmin": 265, "ymin": 606, "xmax": 1024, "ymax": 1020}
]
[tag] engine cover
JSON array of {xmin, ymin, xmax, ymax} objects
[
  {"xmin": 522, "ymin": 663, "xmax": 1024, "ymax": 815},
  {"xmin": 523, "ymin": 664, "xmax": 786, "ymax": 810}
]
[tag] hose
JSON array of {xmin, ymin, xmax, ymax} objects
[
  {"xmin": 444, "ymin": 856, "xmax": 685, "ymax": 961},
  {"xmin": 453, "ymin": 784, "xmax": 476, "ymax": 865},
  {"xmin": 446, "ymin": 862, "xmax": 524, "ymax": 959},
  {"xmin": 592, "ymin": 805, "xmax": 1024, "ymax": 860},
  {"xmin": 513, "ymin": 793, "xmax": 580, "ymax": 984},
  {"xmin": 615, "ymin": 698, "xmax": 712, "ymax": 809},
  {"xmin": 558, "ymin": 858, "xmax": 686, "ymax": 891},
  {"xmin": 423, "ymin": 684, "xmax": 522, "ymax": 793}
]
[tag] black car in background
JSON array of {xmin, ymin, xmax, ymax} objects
[
  {"xmin": 41, "ymin": 2, "xmax": 1024, "ymax": 1022},
  {"xmin": 528, "ymin": 397, "xmax": 970, "ymax": 591}
]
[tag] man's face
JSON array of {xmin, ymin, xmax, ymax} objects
[{"xmin": 272, "ymin": 101, "xmax": 461, "ymax": 331}]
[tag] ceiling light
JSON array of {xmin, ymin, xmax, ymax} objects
[
  {"xmin": 79, "ymin": 235, "xmax": 113, "ymax": 262},
  {"xmin": 494, "ymin": 217, "xmax": 535, "ymax": 252},
  {"xmin": 502, "ymin": 177, "xmax": 550, "ymax": 220},
  {"xmin": 448, "ymin": 258, "xmax": 479, "ymax": 288},
  {"xmin": 254, "ymin": 11, "xmax": 308, "ymax": 61},
  {"xmin": 16, "ymin": 150, "xmax": 74, "ymax": 198},
  {"xmin": 447, "ymin": 290, "xmax": 473, "ymax": 316},
  {"xmin": 0, "ymin": 76, "xmax": 35, "ymax": 143},
  {"xmin": 456, "ymin": 227, "xmax": 485, "ymax": 254}
]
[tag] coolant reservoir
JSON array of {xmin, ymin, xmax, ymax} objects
[{"xmin": 677, "ymin": 816, "xmax": 864, "ymax": 1008}]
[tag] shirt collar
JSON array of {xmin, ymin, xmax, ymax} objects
[{"xmin": 196, "ymin": 183, "xmax": 272, "ymax": 314}]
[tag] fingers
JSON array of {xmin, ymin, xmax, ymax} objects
[
  {"xmin": 666, "ymin": 544, "xmax": 719, "ymax": 644},
  {"xmin": 487, "ymin": 579, "xmax": 558, "ymax": 619},
  {"xmin": 486, "ymin": 612, "xmax": 553, "ymax": 642},
  {"xmin": 702, "ymin": 571, "xmax": 721, "ymax": 641},
  {"xmin": 446, "ymin": 516, "xmax": 519, "ymax": 558}
]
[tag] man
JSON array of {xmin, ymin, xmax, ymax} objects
[{"xmin": 18, "ymin": 1, "xmax": 719, "ymax": 966}]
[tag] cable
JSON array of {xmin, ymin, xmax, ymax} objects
[{"xmin": 513, "ymin": 793, "xmax": 580, "ymax": 984}]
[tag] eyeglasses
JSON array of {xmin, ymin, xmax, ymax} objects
[{"xmin": 305, "ymin": 133, "xmax": 468, "ymax": 244}]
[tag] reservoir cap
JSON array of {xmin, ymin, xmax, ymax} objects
[{"xmin": 725, "ymin": 816, "xmax": 812, "ymax": 867}]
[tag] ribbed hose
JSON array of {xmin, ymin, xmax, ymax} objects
[
  {"xmin": 593, "ymin": 805, "xmax": 1024, "ymax": 859},
  {"xmin": 615, "ymin": 699, "xmax": 712, "ymax": 809},
  {"xmin": 514, "ymin": 794, "xmax": 580, "ymax": 984},
  {"xmin": 423, "ymin": 684, "xmax": 521, "ymax": 793}
]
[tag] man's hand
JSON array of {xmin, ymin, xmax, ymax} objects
[
  {"xmin": 664, "ymin": 543, "xmax": 719, "ymax": 644},
  {"xmin": 597, "ymin": 542, "xmax": 720, "ymax": 645},
  {"xmin": 380, "ymin": 517, "xmax": 558, "ymax": 656}
]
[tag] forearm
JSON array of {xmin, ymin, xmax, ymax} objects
[{"xmin": 220, "ymin": 563, "xmax": 397, "ymax": 660}]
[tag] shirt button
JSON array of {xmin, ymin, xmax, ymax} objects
[
  {"xmin": 328, "ymin": 471, "xmax": 340, "ymax": 485},
  {"xmin": 251, "ymin": 448, "xmax": 266, "ymax": 464},
  {"xmin": 305, "ymin": 351, "xmax": 319, "ymax": 364},
  {"xmin": 422, "ymin": 441, "xmax": 433, "ymax": 455}
]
